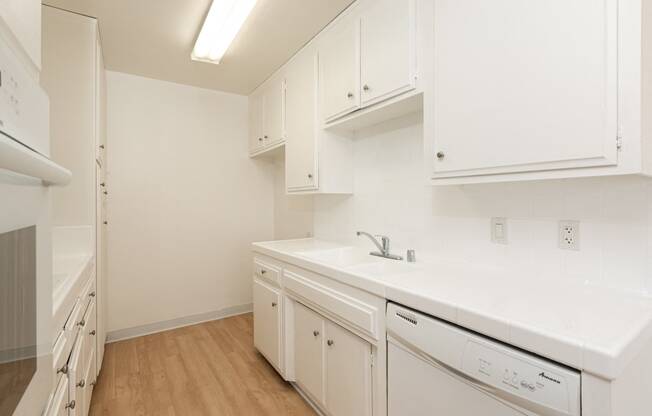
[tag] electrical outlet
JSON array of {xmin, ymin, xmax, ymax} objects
[
  {"xmin": 558, "ymin": 220, "xmax": 580, "ymax": 250},
  {"xmin": 491, "ymin": 217, "xmax": 507, "ymax": 244}
]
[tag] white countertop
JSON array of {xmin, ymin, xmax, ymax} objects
[
  {"xmin": 52, "ymin": 254, "xmax": 94, "ymax": 334},
  {"xmin": 252, "ymin": 238, "xmax": 652, "ymax": 380}
]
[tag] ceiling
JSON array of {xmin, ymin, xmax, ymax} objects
[{"xmin": 42, "ymin": 0, "xmax": 354, "ymax": 95}]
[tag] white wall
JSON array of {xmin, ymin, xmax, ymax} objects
[
  {"xmin": 106, "ymin": 71, "xmax": 275, "ymax": 333},
  {"xmin": 313, "ymin": 113, "xmax": 652, "ymax": 295}
]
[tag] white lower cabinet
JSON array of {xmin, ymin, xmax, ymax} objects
[
  {"xmin": 294, "ymin": 302, "xmax": 372, "ymax": 416},
  {"xmin": 68, "ymin": 333, "xmax": 85, "ymax": 416},
  {"xmin": 253, "ymin": 278, "xmax": 283, "ymax": 373},
  {"xmin": 49, "ymin": 376, "xmax": 71, "ymax": 416},
  {"xmin": 294, "ymin": 302, "xmax": 326, "ymax": 405},
  {"xmin": 324, "ymin": 319, "xmax": 373, "ymax": 416}
]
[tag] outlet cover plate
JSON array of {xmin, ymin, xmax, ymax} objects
[
  {"xmin": 559, "ymin": 220, "xmax": 580, "ymax": 250},
  {"xmin": 491, "ymin": 217, "xmax": 507, "ymax": 244}
]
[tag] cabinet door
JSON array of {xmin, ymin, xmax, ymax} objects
[
  {"xmin": 432, "ymin": 0, "xmax": 618, "ymax": 177},
  {"xmin": 360, "ymin": 0, "xmax": 416, "ymax": 107},
  {"xmin": 319, "ymin": 16, "xmax": 360, "ymax": 123},
  {"xmin": 248, "ymin": 92, "xmax": 264, "ymax": 153},
  {"xmin": 253, "ymin": 279, "xmax": 282, "ymax": 372},
  {"xmin": 294, "ymin": 302, "xmax": 325, "ymax": 405},
  {"xmin": 286, "ymin": 51, "xmax": 318, "ymax": 191},
  {"xmin": 325, "ymin": 321, "xmax": 372, "ymax": 416},
  {"xmin": 262, "ymin": 79, "xmax": 286, "ymax": 146},
  {"xmin": 68, "ymin": 334, "xmax": 85, "ymax": 416},
  {"xmin": 46, "ymin": 375, "xmax": 70, "ymax": 416}
]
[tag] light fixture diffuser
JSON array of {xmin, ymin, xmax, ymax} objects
[{"xmin": 192, "ymin": 0, "xmax": 258, "ymax": 64}]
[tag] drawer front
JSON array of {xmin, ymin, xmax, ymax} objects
[
  {"xmin": 45, "ymin": 373, "xmax": 70, "ymax": 416},
  {"xmin": 63, "ymin": 299, "xmax": 83, "ymax": 349},
  {"xmin": 81, "ymin": 275, "xmax": 97, "ymax": 313},
  {"xmin": 283, "ymin": 269, "xmax": 378, "ymax": 339},
  {"xmin": 253, "ymin": 258, "xmax": 281, "ymax": 286}
]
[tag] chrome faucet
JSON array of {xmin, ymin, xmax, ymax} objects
[{"xmin": 356, "ymin": 231, "xmax": 403, "ymax": 260}]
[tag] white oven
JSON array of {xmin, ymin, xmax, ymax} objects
[{"xmin": 0, "ymin": 33, "xmax": 70, "ymax": 416}]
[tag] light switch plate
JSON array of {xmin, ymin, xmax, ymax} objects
[
  {"xmin": 491, "ymin": 217, "xmax": 507, "ymax": 244},
  {"xmin": 559, "ymin": 220, "xmax": 580, "ymax": 250}
]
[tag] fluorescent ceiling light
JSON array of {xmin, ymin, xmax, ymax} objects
[{"xmin": 192, "ymin": 0, "xmax": 258, "ymax": 64}]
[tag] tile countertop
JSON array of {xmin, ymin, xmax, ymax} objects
[{"xmin": 252, "ymin": 238, "xmax": 652, "ymax": 381}]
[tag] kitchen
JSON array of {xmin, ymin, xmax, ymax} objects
[{"xmin": 1, "ymin": 0, "xmax": 652, "ymax": 415}]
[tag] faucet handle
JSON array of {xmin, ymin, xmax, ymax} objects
[{"xmin": 375, "ymin": 235, "xmax": 390, "ymax": 251}]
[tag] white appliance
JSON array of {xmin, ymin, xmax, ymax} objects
[
  {"xmin": 387, "ymin": 302, "xmax": 581, "ymax": 416},
  {"xmin": 0, "ymin": 31, "xmax": 70, "ymax": 416}
]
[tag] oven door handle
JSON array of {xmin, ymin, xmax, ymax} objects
[{"xmin": 0, "ymin": 132, "xmax": 71, "ymax": 186}]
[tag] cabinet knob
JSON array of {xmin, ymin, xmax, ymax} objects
[
  {"xmin": 260, "ymin": 269, "xmax": 267, "ymax": 274},
  {"xmin": 436, "ymin": 151, "xmax": 445, "ymax": 160},
  {"xmin": 103, "ymin": 191, "xmax": 108, "ymax": 195},
  {"xmin": 271, "ymin": 302, "xmax": 277, "ymax": 307},
  {"xmin": 65, "ymin": 400, "xmax": 76, "ymax": 410},
  {"xmin": 90, "ymin": 330, "xmax": 96, "ymax": 336},
  {"xmin": 100, "ymin": 182, "xmax": 106, "ymax": 187},
  {"xmin": 57, "ymin": 364, "xmax": 68, "ymax": 375},
  {"xmin": 258, "ymin": 137, "xmax": 263, "ymax": 142},
  {"xmin": 103, "ymin": 221, "xmax": 108, "ymax": 225},
  {"xmin": 264, "ymin": 135, "xmax": 268, "ymax": 139},
  {"xmin": 99, "ymin": 145, "xmax": 105, "ymax": 150},
  {"xmin": 363, "ymin": 84, "xmax": 370, "ymax": 92},
  {"xmin": 77, "ymin": 319, "xmax": 85, "ymax": 327},
  {"xmin": 327, "ymin": 339, "xmax": 334, "ymax": 346},
  {"xmin": 77, "ymin": 379, "xmax": 85, "ymax": 388},
  {"xmin": 89, "ymin": 291, "xmax": 96, "ymax": 297},
  {"xmin": 308, "ymin": 174, "xmax": 313, "ymax": 179},
  {"xmin": 313, "ymin": 330, "xmax": 319, "ymax": 337},
  {"xmin": 347, "ymin": 92, "xmax": 354, "ymax": 99}
]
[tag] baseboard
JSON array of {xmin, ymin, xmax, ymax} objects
[
  {"xmin": 106, "ymin": 303, "xmax": 253, "ymax": 343},
  {"xmin": 291, "ymin": 382, "xmax": 327, "ymax": 416}
]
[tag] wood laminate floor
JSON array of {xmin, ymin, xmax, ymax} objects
[{"xmin": 89, "ymin": 313, "xmax": 316, "ymax": 416}]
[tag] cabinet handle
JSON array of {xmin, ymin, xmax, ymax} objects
[
  {"xmin": 90, "ymin": 330, "xmax": 96, "ymax": 336},
  {"xmin": 260, "ymin": 269, "xmax": 267, "ymax": 274},
  {"xmin": 347, "ymin": 92, "xmax": 354, "ymax": 99},
  {"xmin": 65, "ymin": 400, "xmax": 76, "ymax": 410},
  {"xmin": 89, "ymin": 291, "xmax": 96, "ymax": 297},
  {"xmin": 100, "ymin": 182, "xmax": 106, "ymax": 187},
  {"xmin": 307, "ymin": 174, "xmax": 313, "ymax": 179},
  {"xmin": 436, "ymin": 151, "xmax": 445, "ymax": 160},
  {"xmin": 57, "ymin": 364, "xmax": 68, "ymax": 375},
  {"xmin": 327, "ymin": 339, "xmax": 334, "ymax": 347},
  {"xmin": 99, "ymin": 145, "xmax": 105, "ymax": 150},
  {"xmin": 271, "ymin": 302, "xmax": 277, "ymax": 307},
  {"xmin": 313, "ymin": 330, "xmax": 319, "ymax": 337},
  {"xmin": 77, "ymin": 379, "xmax": 85, "ymax": 388},
  {"xmin": 363, "ymin": 84, "xmax": 370, "ymax": 92},
  {"xmin": 77, "ymin": 319, "xmax": 85, "ymax": 327}
]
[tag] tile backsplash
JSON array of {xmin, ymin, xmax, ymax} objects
[{"xmin": 312, "ymin": 114, "xmax": 652, "ymax": 295}]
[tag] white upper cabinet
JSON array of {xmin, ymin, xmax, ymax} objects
[
  {"xmin": 431, "ymin": 0, "xmax": 619, "ymax": 179},
  {"xmin": 319, "ymin": 15, "xmax": 361, "ymax": 123},
  {"xmin": 286, "ymin": 51, "xmax": 318, "ymax": 191},
  {"xmin": 262, "ymin": 78, "xmax": 286, "ymax": 146},
  {"xmin": 248, "ymin": 91, "xmax": 264, "ymax": 153},
  {"xmin": 0, "ymin": 0, "xmax": 41, "ymax": 70},
  {"xmin": 248, "ymin": 77, "xmax": 285, "ymax": 155},
  {"xmin": 360, "ymin": 0, "xmax": 416, "ymax": 107}
]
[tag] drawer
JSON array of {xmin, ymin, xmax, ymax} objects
[
  {"xmin": 282, "ymin": 268, "xmax": 378, "ymax": 338},
  {"xmin": 81, "ymin": 275, "xmax": 97, "ymax": 312},
  {"xmin": 253, "ymin": 258, "xmax": 281, "ymax": 286},
  {"xmin": 63, "ymin": 299, "xmax": 83, "ymax": 346}
]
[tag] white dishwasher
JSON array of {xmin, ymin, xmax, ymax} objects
[{"xmin": 387, "ymin": 303, "xmax": 581, "ymax": 416}]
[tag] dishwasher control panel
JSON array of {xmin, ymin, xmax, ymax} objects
[{"xmin": 462, "ymin": 340, "xmax": 580, "ymax": 415}]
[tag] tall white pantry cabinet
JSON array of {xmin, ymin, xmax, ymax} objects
[{"xmin": 41, "ymin": 5, "xmax": 108, "ymax": 415}]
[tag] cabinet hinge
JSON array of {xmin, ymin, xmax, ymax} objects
[
  {"xmin": 370, "ymin": 351, "xmax": 375, "ymax": 367},
  {"xmin": 616, "ymin": 135, "xmax": 623, "ymax": 150}
]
